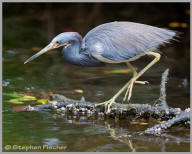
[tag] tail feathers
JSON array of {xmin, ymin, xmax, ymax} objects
[{"xmin": 146, "ymin": 27, "xmax": 179, "ymax": 50}]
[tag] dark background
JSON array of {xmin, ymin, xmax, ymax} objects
[{"xmin": 3, "ymin": 2, "xmax": 190, "ymax": 78}]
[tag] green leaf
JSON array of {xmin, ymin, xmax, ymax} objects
[
  {"xmin": 6, "ymin": 92, "xmax": 37, "ymax": 104},
  {"xmin": 37, "ymin": 99, "xmax": 49, "ymax": 104},
  {"xmin": 8, "ymin": 99, "xmax": 24, "ymax": 104},
  {"xmin": 104, "ymin": 68, "xmax": 133, "ymax": 74},
  {"xmin": 21, "ymin": 95, "xmax": 36, "ymax": 101}
]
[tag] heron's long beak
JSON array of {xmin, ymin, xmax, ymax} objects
[{"xmin": 24, "ymin": 42, "xmax": 58, "ymax": 64}]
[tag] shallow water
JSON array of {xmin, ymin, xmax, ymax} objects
[
  {"xmin": 3, "ymin": 4, "xmax": 190, "ymax": 152},
  {"xmin": 3, "ymin": 48, "xmax": 190, "ymax": 152}
]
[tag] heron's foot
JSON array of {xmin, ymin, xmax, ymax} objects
[
  {"xmin": 123, "ymin": 79, "xmax": 149, "ymax": 103},
  {"xmin": 95, "ymin": 98, "xmax": 116, "ymax": 114},
  {"xmin": 135, "ymin": 80, "xmax": 149, "ymax": 85}
]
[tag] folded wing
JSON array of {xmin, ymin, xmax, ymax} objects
[{"xmin": 83, "ymin": 21, "xmax": 176, "ymax": 62}]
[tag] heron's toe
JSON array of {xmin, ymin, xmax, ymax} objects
[
  {"xmin": 143, "ymin": 81, "xmax": 149, "ymax": 84},
  {"xmin": 95, "ymin": 99, "xmax": 116, "ymax": 114},
  {"xmin": 105, "ymin": 99, "xmax": 116, "ymax": 114},
  {"xmin": 135, "ymin": 80, "xmax": 149, "ymax": 84}
]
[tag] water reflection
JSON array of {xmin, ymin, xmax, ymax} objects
[{"xmin": 32, "ymin": 112, "xmax": 190, "ymax": 152}]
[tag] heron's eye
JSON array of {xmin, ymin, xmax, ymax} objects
[{"xmin": 54, "ymin": 41, "xmax": 60, "ymax": 48}]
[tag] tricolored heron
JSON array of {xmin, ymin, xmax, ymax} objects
[{"xmin": 24, "ymin": 21, "xmax": 176, "ymax": 113}]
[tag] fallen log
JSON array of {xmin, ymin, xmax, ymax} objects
[{"xmin": 24, "ymin": 68, "xmax": 190, "ymax": 134}]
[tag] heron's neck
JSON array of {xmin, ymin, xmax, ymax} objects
[
  {"xmin": 62, "ymin": 34, "xmax": 84, "ymax": 66},
  {"xmin": 62, "ymin": 35, "xmax": 104, "ymax": 67},
  {"xmin": 62, "ymin": 33, "xmax": 104, "ymax": 67}
]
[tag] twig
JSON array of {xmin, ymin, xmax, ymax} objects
[{"xmin": 145, "ymin": 111, "xmax": 190, "ymax": 134}]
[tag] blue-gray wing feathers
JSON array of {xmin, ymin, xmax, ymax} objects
[{"xmin": 83, "ymin": 22, "xmax": 176, "ymax": 62}]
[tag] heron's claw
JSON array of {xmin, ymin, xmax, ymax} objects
[
  {"xmin": 135, "ymin": 80, "xmax": 149, "ymax": 84},
  {"xmin": 123, "ymin": 79, "xmax": 149, "ymax": 103},
  {"xmin": 95, "ymin": 99, "xmax": 116, "ymax": 114},
  {"xmin": 95, "ymin": 79, "xmax": 149, "ymax": 112}
]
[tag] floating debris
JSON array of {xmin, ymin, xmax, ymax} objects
[{"xmin": 73, "ymin": 89, "xmax": 84, "ymax": 94}]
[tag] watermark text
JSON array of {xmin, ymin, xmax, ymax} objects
[{"xmin": 4, "ymin": 144, "xmax": 67, "ymax": 151}]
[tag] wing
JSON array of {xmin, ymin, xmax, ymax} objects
[{"xmin": 82, "ymin": 21, "xmax": 176, "ymax": 62}]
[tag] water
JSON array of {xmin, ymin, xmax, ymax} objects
[{"xmin": 3, "ymin": 4, "xmax": 190, "ymax": 152}]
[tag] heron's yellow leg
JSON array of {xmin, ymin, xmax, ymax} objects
[
  {"xmin": 124, "ymin": 52, "xmax": 160, "ymax": 102},
  {"xmin": 95, "ymin": 52, "xmax": 161, "ymax": 113},
  {"xmin": 123, "ymin": 62, "xmax": 149, "ymax": 102}
]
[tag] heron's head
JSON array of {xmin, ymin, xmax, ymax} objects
[{"xmin": 24, "ymin": 32, "xmax": 77, "ymax": 64}]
